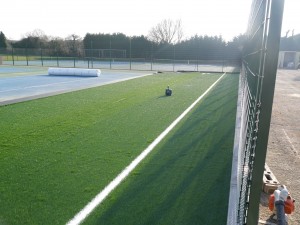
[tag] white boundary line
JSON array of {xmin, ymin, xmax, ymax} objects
[
  {"xmin": 282, "ymin": 128, "xmax": 298, "ymax": 157},
  {"xmin": 66, "ymin": 72, "xmax": 227, "ymax": 225}
]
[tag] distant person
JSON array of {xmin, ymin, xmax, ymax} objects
[{"xmin": 165, "ymin": 86, "xmax": 172, "ymax": 96}]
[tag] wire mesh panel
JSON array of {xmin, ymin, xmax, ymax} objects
[
  {"xmin": 227, "ymin": 0, "xmax": 284, "ymax": 224},
  {"xmin": 0, "ymin": 37, "xmax": 241, "ymax": 73}
]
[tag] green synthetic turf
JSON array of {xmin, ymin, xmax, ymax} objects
[
  {"xmin": 0, "ymin": 72, "xmax": 238, "ymax": 225},
  {"xmin": 84, "ymin": 73, "xmax": 239, "ymax": 225}
]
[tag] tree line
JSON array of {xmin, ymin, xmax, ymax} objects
[
  {"xmin": 2, "ymin": 28, "xmax": 299, "ymax": 61},
  {"xmin": 1, "ymin": 33, "xmax": 246, "ymax": 61}
]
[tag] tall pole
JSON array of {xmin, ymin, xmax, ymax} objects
[
  {"xmin": 129, "ymin": 37, "xmax": 132, "ymax": 70},
  {"xmin": 110, "ymin": 38, "xmax": 112, "ymax": 69},
  {"xmin": 26, "ymin": 39, "xmax": 28, "ymax": 66},
  {"xmin": 173, "ymin": 44, "xmax": 175, "ymax": 72},
  {"xmin": 91, "ymin": 40, "xmax": 93, "ymax": 69},
  {"xmin": 11, "ymin": 43, "xmax": 15, "ymax": 66},
  {"xmin": 197, "ymin": 41, "xmax": 199, "ymax": 72},
  {"xmin": 41, "ymin": 47, "xmax": 43, "ymax": 67},
  {"xmin": 56, "ymin": 48, "xmax": 59, "ymax": 67},
  {"xmin": 151, "ymin": 42, "xmax": 153, "ymax": 71},
  {"xmin": 246, "ymin": 0, "xmax": 285, "ymax": 224}
]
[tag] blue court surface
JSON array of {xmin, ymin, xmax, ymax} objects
[{"xmin": 0, "ymin": 68, "xmax": 153, "ymax": 105}]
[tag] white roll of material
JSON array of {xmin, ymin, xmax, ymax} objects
[{"xmin": 48, "ymin": 68, "xmax": 101, "ymax": 77}]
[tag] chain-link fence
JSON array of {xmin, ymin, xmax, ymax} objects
[
  {"xmin": 0, "ymin": 40, "xmax": 240, "ymax": 73},
  {"xmin": 227, "ymin": 0, "xmax": 285, "ymax": 224}
]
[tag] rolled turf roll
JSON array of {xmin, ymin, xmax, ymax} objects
[{"xmin": 48, "ymin": 68, "xmax": 101, "ymax": 77}]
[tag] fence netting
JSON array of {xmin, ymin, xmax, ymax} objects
[
  {"xmin": 0, "ymin": 41, "xmax": 240, "ymax": 73},
  {"xmin": 227, "ymin": 0, "xmax": 284, "ymax": 224}
]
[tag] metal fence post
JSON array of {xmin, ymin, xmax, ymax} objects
[
  {"xmin": 26, "ymin": 47, "xmax": 28, "ymax": 66},
  {"xmin": 56, "ymin": 50, "xmax": 59, "ymax": 67},
  {"xmin": 41, "ymin": 48, "xmax": 44, "ymax": 66},
  {"xmin": 110, "ymin": 39, "xmax": 112, "ymax": 69},
  {"xmin": 197, "ymin": 42, "xmax": 199, "ymax": 72},
  {"xmin": 246, "ymin": 0, "xmax": 285, "ymax": 224},
  {"xmin": 151, "ymin": 43, "xmax": 153, "ymax": 71},
  {"xmin": 91, "ymin": 41, "xmax": 93, "ymax": 69},
  {"xmin": 222, "ymin": 59, "xmax": 224, "ymax": 73},
  {"xmin": 12, "ymin": 47, "xmax": 15, "ymax": 66},
  {"xmin": 173, "ymin": 44, "xmax": 175, "ymax": 72},
  {"xmin": 129, "ymin": 38, "xmax": 132, "ymax": 70},
  {"xmin": 91, "ymin": 50, "xmax": 93, "ymax": 69}
]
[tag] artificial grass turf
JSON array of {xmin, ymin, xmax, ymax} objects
[
  {"xmin": 0, "ymin": 72, "xmax": 226, "ymax": 225},
  {"xmin": 84, "ymin": 73, "xmax": 239, "ymax": 225}
]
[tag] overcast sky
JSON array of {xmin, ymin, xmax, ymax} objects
[{"xmin": 1, "ymin": 0, "xmax": 299, "ymax": 41}]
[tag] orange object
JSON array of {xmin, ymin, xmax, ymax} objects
[
  {"xmin": 268, "ymin": 194, "xmax": 295, "ymax": 214},
  {"xmin": 269, "ymin": 194, "xmax": 275, "ymax": 211},
  {"xmin": 285, "ymin": 196, "xmax": 295, "ymax": 214}
]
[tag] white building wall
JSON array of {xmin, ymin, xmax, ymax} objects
[{"xmin": 278, "ymin": 51, "xmax": 300, "ymax": 69}]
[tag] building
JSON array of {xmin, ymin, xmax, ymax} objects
[{"xmin": 278, "ymin": 51, "xmax": 300, "ymax": 69}]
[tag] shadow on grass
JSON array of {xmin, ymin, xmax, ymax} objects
[
  {"xmin": 157, "ymin": 95, "xmax": 170, "ymax": 99},
  {"xmin": 87, "ymin": 74, "xmax": 239, "ymax": 225}
]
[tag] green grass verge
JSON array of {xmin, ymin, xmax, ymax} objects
[
  {"xmin": 0, "ymin": 72, "xmax": 234, "ymax": 225},
  {"xmin": 2, "ymin": 56, "xmax": 41, "ymax": 61},
  {"xmin": 83, "ymin": 73, "xmax": 239, "ymax": 225}
]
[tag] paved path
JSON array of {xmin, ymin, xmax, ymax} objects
[
  {"xmin": 0, "ymin": 69, "xmax": 153, "ymax": 105},
  {"xmin": 259, "ymin": 69, "xmax": 300, "ymax": 224}
]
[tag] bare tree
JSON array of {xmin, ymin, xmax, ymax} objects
[
  {"xmin": 25, "ymin": 29, "xmax": 47, "ymax": 39},
  {"xmin": 148, "ymin": 19, "xmax": 183, "ymax": 44},
  {"xmin": 23, "ymin": 29, "xmax": 49, "ymax": 48},
  {"xmin": 66, "ymin": 34, "xmax": 83, "ymax": 56}
]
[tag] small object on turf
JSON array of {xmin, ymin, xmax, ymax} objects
[{"xmin": 165, "ymin": 86, "xmax": 172, "ymax": 96}]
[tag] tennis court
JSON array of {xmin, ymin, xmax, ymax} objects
[
  {"xmin": 0, "ymin": 66, "xmax": 153, "ymax": 105},
  {"xmin": 1, "ymin": 57, "xmax": 239, "ymax": 73}
]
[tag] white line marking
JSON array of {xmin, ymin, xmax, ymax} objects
[
  {"xmin": 282, "ymin": 129, "xmax": 298, "ymax": 156},
  {"xmin": 66, "ymin": 73, "xmax": 227, "ymax": 225}
]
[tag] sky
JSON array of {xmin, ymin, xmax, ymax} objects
[{"xmin": 1, "ymin": 0, "xmax": 299, "ymax": 42}]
